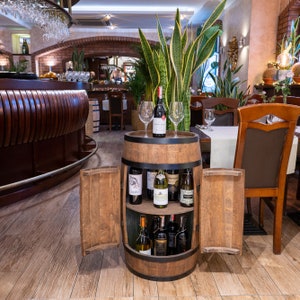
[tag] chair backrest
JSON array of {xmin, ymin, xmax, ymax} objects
[
  {"xmin": 200, "ymin": 97, "xmax": 239, "ymax": 126},
  {"xmin": 234, "ymin": 103, "xmax": 300, "ymax": 190},
  {"xmin": 245, "ymin": 93, "xmax": 263, "ymax": 105},
  {"xmin": 286, "ymin": 96, "xmax": 300, "ymax": 125},
  {"xmin": 108, "ymin": 91, "xmax": 123, "ymax": 115}
]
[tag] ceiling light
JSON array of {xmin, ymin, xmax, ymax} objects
[{"xmin": 0, "ymin": 0, "xmax": 72, "ymax": 41}]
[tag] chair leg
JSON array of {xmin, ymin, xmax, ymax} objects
[
  {"xmin": 109, "ymin": 115, "xmax": 112, "ymax": 131},
  {"xmin": 273, "ymin": 195, "xmax": 284, "ymax": 254},
  {"xmin": 259, "ymin": 197, "xmax": 264, "ymax": 227},
  {"xmin": 246, "ymin": 197, "xmax": 252, "ymax": 215}
]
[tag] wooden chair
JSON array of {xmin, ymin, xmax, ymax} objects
[
  {"xmin": 108, "ymin": 91, "xmax": 125, "ymax": 131},
  {"xmin": 200, "ymin": 97, "xmax": 239, "ymax": 126},
  {"xmin": 233, "ymin": 103, "xmax": 300, "ymax": 254}
]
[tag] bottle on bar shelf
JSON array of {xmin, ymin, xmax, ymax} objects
[
  {"xmin": 135, "ymin": 215, "xmax": 151, "ymax": 255},
  {"xmin": 153, "ymin": 215, "xmax": 167, "ymax": 256},
  {"xmin": 128, "ymin": 167, "xmax": 143, "ymax": 205},
  {"xmin": 153, "ymin": 169, "xmax": 168, "ymax": 208}
]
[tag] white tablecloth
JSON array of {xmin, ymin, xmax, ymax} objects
[
  {"xmin": 202, "ymin": 126, "xmax": 298, "ymax": 174},
  {"xmin": 102, "ymin": 99, "xmax": 128, "ymax": 111}
]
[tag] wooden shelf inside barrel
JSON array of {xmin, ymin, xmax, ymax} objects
[{"xmin": 126, "ymin": 200, "xmax": 193, "ymax": 215}]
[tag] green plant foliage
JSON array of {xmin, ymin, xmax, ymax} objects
[
  {"xmin": 138, "ymin": 0, "xmax": 226, "ymax": 131},
  {"xmin": 208, "ymin": 59, "xmax": 250, "ymax": 106},
  {"xmin": 72, "ymin": 47, "xmax": 85, "ymax": 71},
  {"xmin": 278, "ymin": 16, "xmax": 300, "ymax": 65},
  {"xmin": 125, "ymin": 67, "xmax": 146, "ymax": 108},
  {"xmin": 8, "ymin": 58, "xmax": 28, "ymax": 73}
]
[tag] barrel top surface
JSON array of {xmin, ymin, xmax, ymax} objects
[{"xmin": 124, "ymin": 131, "xmax": 199, "ymax": 144}]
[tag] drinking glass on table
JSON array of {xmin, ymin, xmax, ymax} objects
[
  {"xmin": 139, "ymin": 101, "xmax": 154, "ymax": 137},
  {"xmin": 169, "ymin": 101, "xmax": 184, "ymax": 137},
  {"xmin": 204, "ymin": 108, "xmax": 216, "ymax": 131}
]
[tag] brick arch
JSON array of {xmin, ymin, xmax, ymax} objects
[{"xmin": 33, "ymin": 36, "xmax": 155, "ymax": 75}]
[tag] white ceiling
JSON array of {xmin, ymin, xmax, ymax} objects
[{"xmin": 0, "ymin": 0, "xmax": 232, "ymax": 31}]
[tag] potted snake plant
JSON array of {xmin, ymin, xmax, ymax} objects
[{"xmin": 138, "ymin": 0, "xmax": 226, "ymax": 131}]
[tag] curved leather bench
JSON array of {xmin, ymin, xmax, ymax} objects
[{"xmin": 0, "ymin": 87, "xmax": 97, "ymax": 206}]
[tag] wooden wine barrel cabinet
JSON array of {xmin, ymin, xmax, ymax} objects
[{"xmin": 121, "ymin": 131, "xmax": 202, "ymax": 281}]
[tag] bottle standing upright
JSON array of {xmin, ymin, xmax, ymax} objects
[
  {"xmin": 153, "ymin": 216, "xmax": 167, "ymax": 256},
  {"xmin": 153, "ymin": 169, "xmax": 168, "ymax": 208},
  {"xmin": 146, "ymin": 169, "xmax": 157, "ymax": 200},
  {"xmin": 167, "ymin": 214, "xmax": 179, "ymax": 255},
  {"xmin": 149, "ymin": 215, "xmax": 160, "ymax": 255},
  {"xmin": 179, "ymin": 168, "xmax": 194, "ymax": 207},
  {"xmin": 135, "ymin": 215, "xmax": 151, "ymax": 255},
  {"xmin": 21, "ymin": 39, "xmax": 29, "ymax": 55},
  {"xmin": 166, "ymin": 169, "xmax": 179, "ymax": 201},
  {"xmin": 176, "ymin": 215, "xmax": 189, "ymax": 253},
  {"xmin": 152, "ymin": 86, "xmax": 166, "ymax": 137},
  {"xmin": 128, "ymin": 167, "xmax": 143, "ymax": 204}
]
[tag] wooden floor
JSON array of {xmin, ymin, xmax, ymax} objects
[{"xmin": 1, "ymin": 128, "xmax": 300, "ymax": 299}]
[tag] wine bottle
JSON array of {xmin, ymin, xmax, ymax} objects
[
  {"xmin": 153, "ymin": 169, "xmax": 168, "ymax": 208},
  {"xmin": 153, "ymin": 216, "xmax": 167, "ymax": 256},
  {"xmin": 21, "ymin": 39, "xmax": 29, "ymax": 55},
  {"xmin": 146, "ymin": 169, "xmax": 157, "ymax": 200},
  {"xmin": 149, "ymin": 216, "xmax": 160, "ymax": 255},
  {"xmin": 135, "ymin": 215, "xmax": 151, "ymax": 255},
  {"xmin": 167, "ymin": 214, "xmax": 179, "ymax": 255},
  {"xmin": 166, "ymin": 169, "xmax": 179, "ymax": 201},
  {"xmin": 176, "ymin": 215, "xmax": 188, "ymax": 254},
  {"xmin": 128, "ymin": 167, "xmax": 143, "ymax": 204},
  {"xmin": 152, "ymin": 86, "xmax": 166, "ymax": 137},
  {"xmin": 179, "ymin": 168, "xmax": 194, "ymax": 207}
]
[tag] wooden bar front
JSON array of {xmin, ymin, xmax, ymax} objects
[{"xmin": 0, "ymin": 79, "xmax": 97, "ymax": 206}]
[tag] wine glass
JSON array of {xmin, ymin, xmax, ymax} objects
[
  {"xmin": 139, "ymin": 101, "xmax": 154, "ymax": 137},
  {"xmin": 169, "ymin": 101, "xmax": 184, "ymax": 137},
  {"xmin": 204, "ymin": 108, "xmax": 216, "ymax": 131}
]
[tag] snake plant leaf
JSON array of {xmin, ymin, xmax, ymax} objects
[
  {"xmin": 157, "ymin": 49, "xmax": 169, "ymax": 103},
  {"xmin": 201, "ymin": 0, "xmax": 226, "ymax": 33},
  {"xmin": 138, "ymin": 28, "xmax": 160, "ymax": 98},
  {"xmin": 193, "ymin": 29, "xmax": 222, "ymax": 73},
  {"xmin": 170, "ymin": 19, "xmax": 183, "ymax": 99},
  {"xmin": 157, "ymin": 17, "xmax": 171, "ymax": 74}
]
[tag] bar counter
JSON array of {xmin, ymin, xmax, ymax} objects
[{"xmin": 0, "ymin": 78, "xmax": 97, "ymax": 206}]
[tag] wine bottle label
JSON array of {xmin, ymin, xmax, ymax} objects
[
  {"xmin": 147, "ymin": 171, "xmax": 156, "ymax": 190},
  {"xmin": 168, "ymin": 232, "xmax": 177, "ymax": 248},
  {"xmin": 180, "ymin": 189, "xmax": 194, "ymax": 205},
  {"xmin": 152, "ymin": 117, "xmax": 166, "ymax": 134},
  {"xmin": 166, "ymin": 173, "xmax": 179, "ymax": 185},
  {"xmin": 139, "ymin": 248, "xmax": 151, "ymax": 255},
  {"xmin": 129, "ymin": 174, "xmax": 142, "ymax": 195},
  {"xmin": 154, "ymin": 239, "xmax": 167, "ymax": 256},
  {"xmin": 153, "ymin": 188, "xmax": 168, "ymax": 205}
]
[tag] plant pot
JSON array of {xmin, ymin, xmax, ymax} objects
[
  {"xmin": 262, "ymin": 63, "xmax": 277, "ymax": 85},
  {"xmin": 293, "ymin": 76, "xmax": 300, "ymax": 84},
  {"xmin": 292, "ymin": 62, "xmax": 300, "ymax": 84}
]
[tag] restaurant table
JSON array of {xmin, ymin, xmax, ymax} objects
[{"xmin": 193, "ymin": 126, "xmax": 298, "ymax": 175}]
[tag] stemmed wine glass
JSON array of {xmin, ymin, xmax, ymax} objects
[
  {"xmin": 139, "ymin": 101, "xmax": 154, "ymax": 137},
  {"xmin": 204, "ymin": 108, "xmax": 216, "ymax": 131},
  {"xmin": 169, "ymin": 101, "xmax": 184, "ymax": 137}
]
